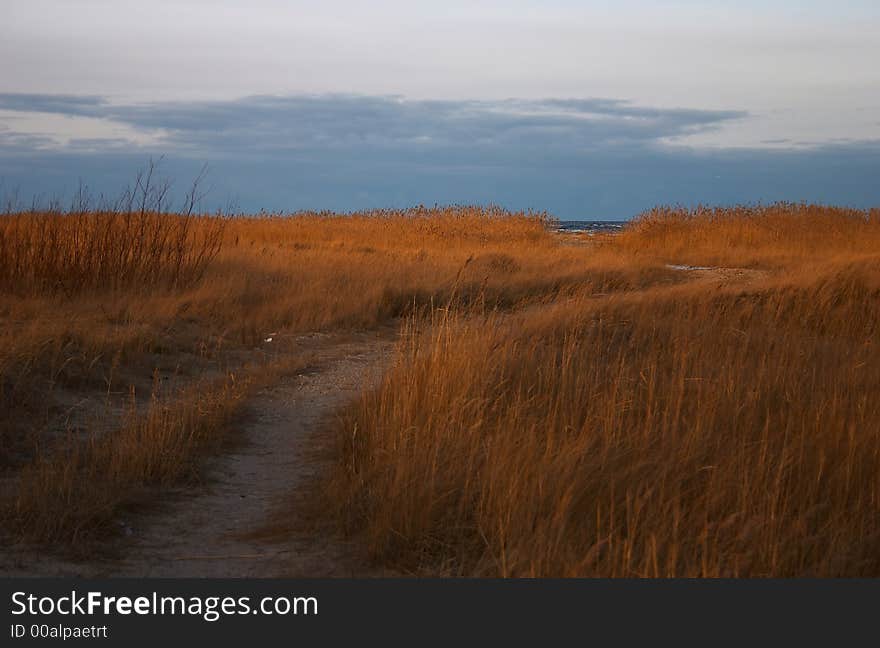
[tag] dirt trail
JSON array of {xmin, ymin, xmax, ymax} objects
[
  {"xmin": 665, "ymin": 263, "xmax": 770, "ymax": 287},
  {"xmin": 1, "ymin": 266, "xmax": 767, "ymax": 577},
  {"xmin": 114, "ymin": 331, "xmax": 394, "ymax": 577},
  {"xmin": 1, "ymin": 329, "xmax": 396, "ymax": 577}
]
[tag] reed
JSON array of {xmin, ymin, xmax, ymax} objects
[
  {"xmin": 5, "ymin": 200, "xmax": 880, "ymax": 573},
  {"xmin": 328, "ymin": 205, "xmax": 880, "ymax": 576},
  {"xmin": 0, "ymin": 210, "xmax": 225, "ymax": 294},
  {"xmin": 2, "ymin": 204, "xmax": 611, "ymax": 547}
]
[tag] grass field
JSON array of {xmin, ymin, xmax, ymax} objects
[
  {"xmin": 327, "ymin": 203, "xmax": 880, "ymax": 576},
  {"xmin": 2, "ymin": 200, "xmax": 879, "ymax": 575}
]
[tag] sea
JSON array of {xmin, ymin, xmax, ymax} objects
[{"xmin": 555, "ymin": 220, "xmax": 628, "ymax": 235}]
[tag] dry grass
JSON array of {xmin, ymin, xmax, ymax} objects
[
  {"xmin": 328, "ymin": 204, "xmax": 880, "ymax": 577},
  {"xmin": 0, "ymin": 210, "xmax": 224, "ymax": 294},
  {"xmin": 2, "ymin": 203, "xmax": 632, "ymax": 548},
  {"xmin": 5, "ymin": 199, "xmax": 879, "ymax": 575},
  {"xmin": 6, "ymin": 368, "xmax": 262, "ymax": 547},
  {"xmin": 617, "ymin": 203, "xmax": 880, "ymax": 268}
]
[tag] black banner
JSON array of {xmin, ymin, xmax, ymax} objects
[{"xmin": 2, "ymin": 579, "xmax": 876, "ymax": 645}]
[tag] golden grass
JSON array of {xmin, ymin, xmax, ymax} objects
[
  {"xmin": 2, "ymin": 204, "xmax": 633, "ymax": 547},
  {"xmin": 617, "ymin": 203, "xmax": 880, "ymax": 268},
  {"xmin": 0, "ymin": 210, "xmax": 224, "ymax": 294},
  {"xmin": 5, "ymin": 200, "xmax": 879, "ymax": 576},
  {"xmin": 328, "ymin": 204, "xmax": 880, "ymax": 576}
]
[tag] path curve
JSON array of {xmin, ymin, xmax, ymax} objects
[
  {"xmin": 113, "ymin": 330, "xmax": 395, "ymax": 577},
  {"xmin": 1, "ymin": 329, "xmax": 395, "ymax": 577}
]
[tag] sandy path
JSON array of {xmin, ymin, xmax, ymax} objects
[
  {"xmin": 665, "ymin": 263, "xmax": 770, "ymax": 287},
  {"xmin": 1, "ymin": 329, "xmax": 395, "ymax": 577},
  {"xmin": 112, "ymin": 331, "xmax": 395, "ymax": 577}
]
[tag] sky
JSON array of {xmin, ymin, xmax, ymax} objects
[{"xmin": 1, "ymin": 0, "xmax": 878, "ymax": 219}]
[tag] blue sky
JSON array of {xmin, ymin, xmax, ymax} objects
[{"xmin": 1, "ymin": 1, "xmax": 878, "ymax": 218}]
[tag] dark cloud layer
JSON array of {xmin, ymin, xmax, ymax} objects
[
  {"xmin": 0, "ymin": 93, "xmax": 746, "ymax": 152},
  {"xmin": 0, "ymin": 93, "xmax": 878, "ymax": 218},
  {"xmin": 0, "ymin": 93, "xmax": 106, "ymax": 117}
]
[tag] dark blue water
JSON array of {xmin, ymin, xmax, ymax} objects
[{"xmin": 556, "ymin": 220, "xmax": 628, "ymax": 234}]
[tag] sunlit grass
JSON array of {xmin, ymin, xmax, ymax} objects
[{"xmin": 328, "ymin": 204, "xmax": 880, "ymax": 576}]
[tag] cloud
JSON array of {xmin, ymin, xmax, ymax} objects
[
  {"xmin": 0, "ymin": 93, "xmax": 107, "ymax": 117},
  {"xmin": 0, "ymin": 128, "xmax": 60, "ymax": 152},
  {"xmin": 0, "ymin": 93, "xmax": 877, "ymax": 218},
  {"xmin": 0, "ymin": 93, "xmax": 746, "ymax": 156}
]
